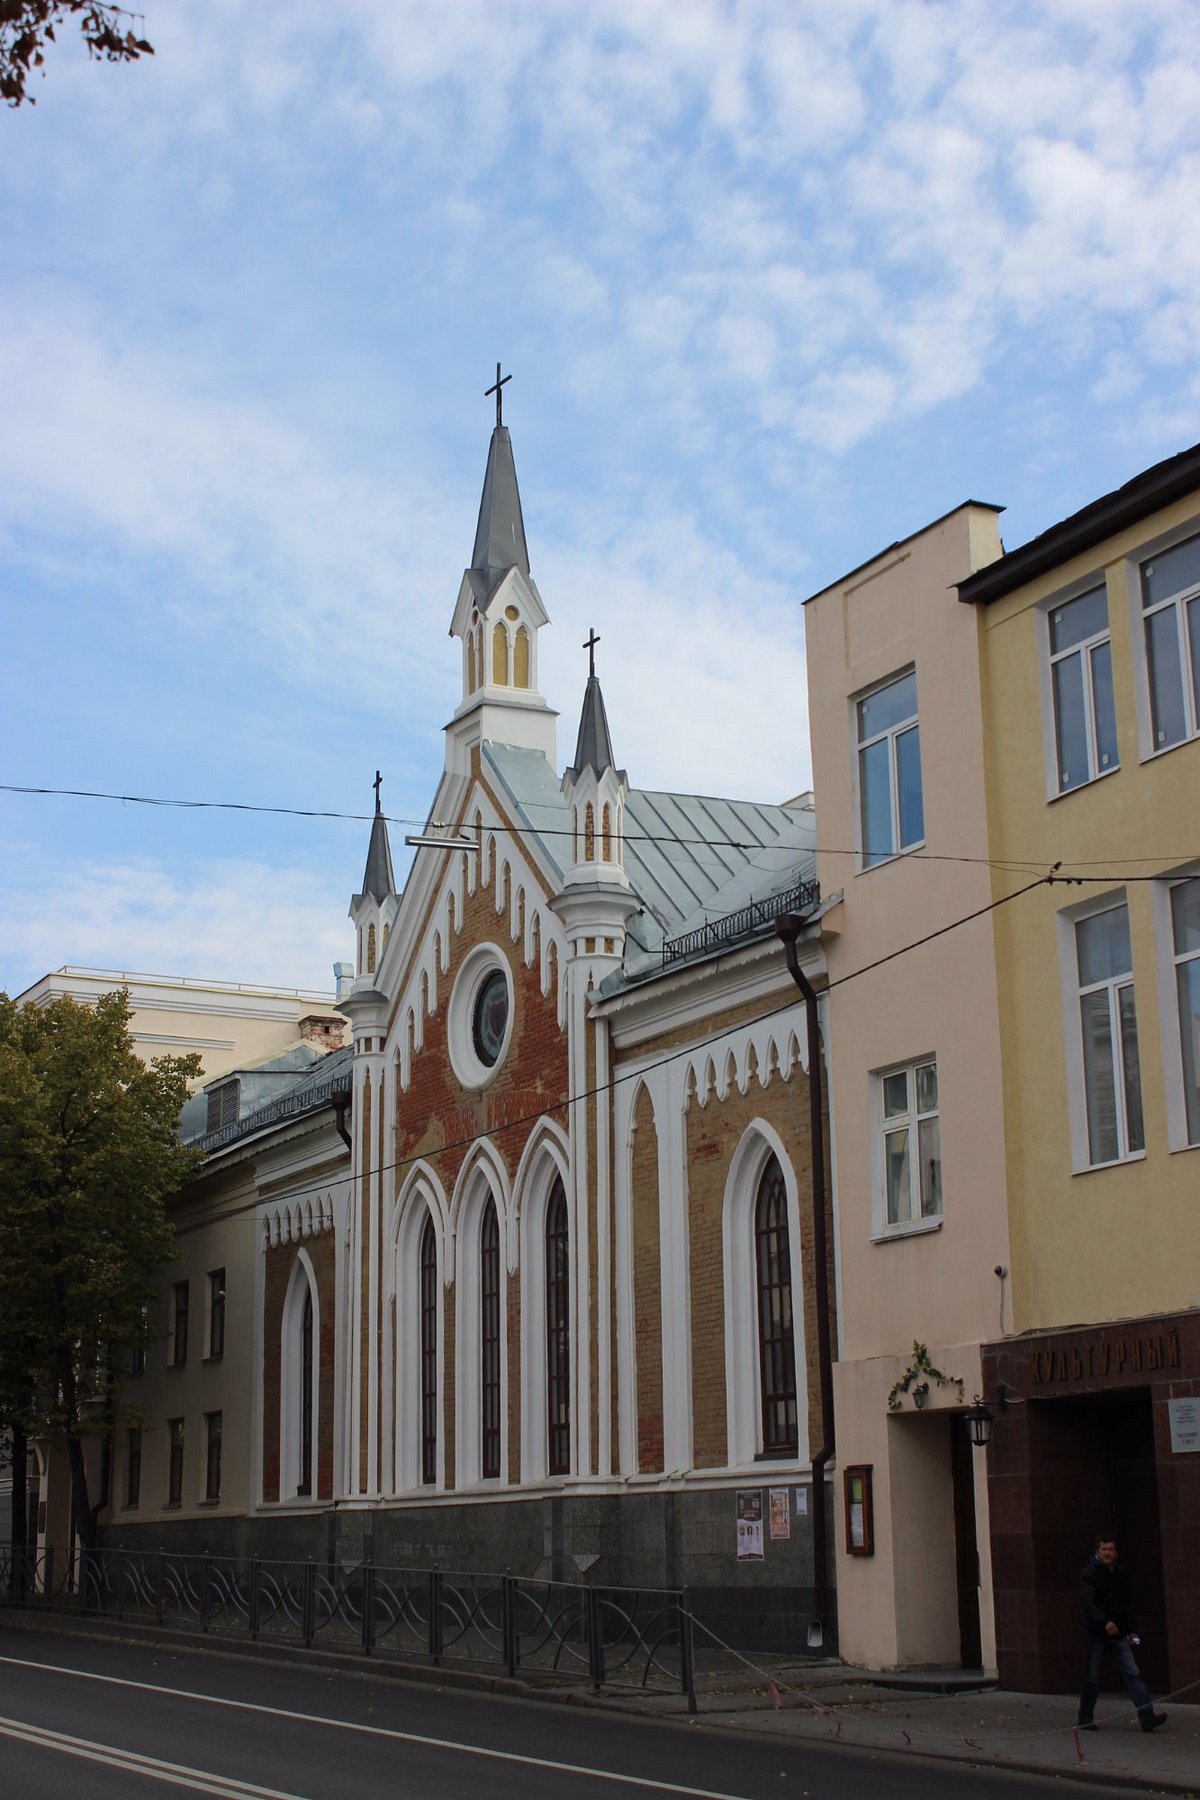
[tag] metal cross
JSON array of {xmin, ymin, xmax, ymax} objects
[
  {"xmin": 485, "ymin": 362, "xmax": 512, "ymax": 427},
  {"xmin": 373, "ymin": 769, "xmax": 383, "ymax": 814},
  {"xmin": 583, "ymin": 628, "xmax": 600, "ymax": 678}
]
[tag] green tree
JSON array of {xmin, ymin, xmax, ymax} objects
[
  {"xmin": 1, "ymin": 2, "xmax": 152, "ymax": 108},
  {"xmin": 0, "ymin": 989, "xmax": 199, "ymax": 1549}
]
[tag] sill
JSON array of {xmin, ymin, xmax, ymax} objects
[
  {"xmin": 857, "ymin": 839, "xmax": 926, "ymax": 877},
  {"xmin": 1141, "ymin": 731, "xmax": 1199, "ymax": 765},
  {"xmin": 162, "ymin": 1502, "xmax": 182, "ymax": 1512},
  {"xmin": 202, "ymin": 1354, "xmax": 224, "ymax": 1365},
  {"xmin": 1048, "ymin": 762, "xmax": 1120, "ymax": 802},
  {"xmin": 198, "ymin": 1498, "xmax": 220, "ymax": 1508},
  {"xmin": 871, "ymin": 1216, "xmax": 943, "ymax": 1244},
  {"xmin": 754, "ymin": 1448, "xmax": 801, "ymax": 1463},
  {"xmin": 1072, "ymin": 1150, "xmax": 1147, "ymax": 1176}
]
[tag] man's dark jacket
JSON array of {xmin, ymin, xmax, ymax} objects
[{"xmin": 1080, "ymin": 1557, "xmax": 1136, "ymax": 1638}]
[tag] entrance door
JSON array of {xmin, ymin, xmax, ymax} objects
[
  {"xmin": 950, "ymin": 1415, "xmax": 983, "ymax": 1668},
  {"xmin": 1027, "ymin": 1389, "xmax": 1167, "ymax": 1692}
]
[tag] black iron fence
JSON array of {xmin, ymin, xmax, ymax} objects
[{"xmin": 0, "ymin": 1547, "xmax": 695, "ymax": 1705}]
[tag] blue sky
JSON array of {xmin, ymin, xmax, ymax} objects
[{"xmin": 3, "ymin": 0, "xmax": 1198, "ymax": 996}]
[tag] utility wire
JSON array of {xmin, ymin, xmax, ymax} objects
[
  {"xmin": 4, "ymin": 781, "xmax": 1190, "ymax": 878},
  {"xmin": 174, "ymin": 869, "xmax": 1053, "ymax": 1236}
]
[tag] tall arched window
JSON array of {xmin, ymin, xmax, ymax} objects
[
  {"xmin": 584, "ymin": 803, "xmax": 595, "ymax": 862},
  {"xmin": 545, "ymin": 1177, "xmax": 571, "ymax": 1475},
  {"xmin": 754, "ymin": 1154, "xmax": 798, "ymax": 1455},
  {"xmin": 602, "ymin": 804, "xmax": 612, "ymax": 860},
  {"xmin": 420, "ymin": 1216, "xmax": 438, "ymax": 1484},
  {"xmin": 493, "ymin": 622, "xmax": 509, "ymax": 684},
  {"xmin": 514, "ymin": 624, "xmax": 530, "ymax": 687},
  {"xmin": 298, "ymin": 1285, "xmax": 314, "ymax": 1495},
  {"xmin": 467, "ymin": 629, "xmax": 477, "ymax": 693},
  {"xmin": 480, "ymin": 1199, "xmax": 501, "ymax": 1480},
  {"xmin": 366, "ymin": 923, "xmax": 377, "ymax": 973}
]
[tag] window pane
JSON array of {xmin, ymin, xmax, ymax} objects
[
  {"xmin": 1172, "ymin": 878, "xmax": 1200, "ymax": 955},
  {"xmin": 885, "ymin": 1129, "xmax": 911, "ymax": 1225},
  {"xmin": 1091, "ymin": 639, "xmax": 1118, "ymax": 772},
  {"xmin": 1080, "ymin": 990, "xmax": 1119, "ymax": 1164},
  {"xmin": 1076, "ymin": 905, "xmax": 1131, "ymax": 985},
  {"xmin": 1118, "ymin": 984, "xmax": 1144, "ymax": 1154},
  {"xmin": 1146, "ymin": 607, "xmax": 1187, "ymax": 749},
  {"xmin": 1143, "ymin": 534, "xmax": 1200, "ymax": 608},
  {"xmin": 1177, "ymin": 959, "xmax": 1200, "ymax": 1146},
  {"xmin": 882, "ymin": 1071, "xmax": 909, "ymax": 1117},
  {"xmin": 1050, "ymin": 587, "xmax": 1107, "ymax": 654},
  {"xmin": 1053, "ymin": 650, "xmax": 1089, "ymax": 790},
  {"xmin": 1188, "ymin": 596, "xmax": 1200, "ymax": 717},
  {"xmin": 860, "ymin": 737, "xmax": 893, "ymax": 866},
  {"xmin": 859, "ymin": 670, "xmax": 916, "ymax": 739},
  {"xmin": 896, "ymin": 724, "xmax": 924, "ymax": 847},
  {"xmin": 915, "ymin": 1061, "xmax": 937, "ymax": 1113},
  {"xmin": 918, "ymin": 1116, "xmax": 942, "ymax": 1217}
]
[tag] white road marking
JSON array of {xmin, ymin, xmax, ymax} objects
[
  {"xmin": 0, "ymin": 1713, "xmax": 311, "ymax": 1799},
  {"xmin": 0, "ymin": 1652, "xmax": 759, "ymax": 1799}
]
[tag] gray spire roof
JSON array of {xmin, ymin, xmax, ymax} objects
[
  {"xmin": 566, "ymin": 674, "xmax": 624, "ymax": 782},
  {"xmin": 471, "ymin": 425, "xmax": 530, "ymax": 576},
  {"xmin": 360, "ymin": 801, "xmax": 396, "ymax": 903}
]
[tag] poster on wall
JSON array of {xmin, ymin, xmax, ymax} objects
[
  {"xmin": 1168, "ymin": 1397, "xmax": 1200, "ymax": 1453},
  {"xmin": 794, "ymin": 1486, "xmax": 809, "ymax": 1516},
  {"xmin": 736, "ymin": 1489, "xmax": 764, "ymax": 1560},
  {"xmin": 769, "ymin": 1488, "xmax": 791, "ymax": 1540}
]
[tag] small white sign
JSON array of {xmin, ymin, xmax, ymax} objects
[
  {"xmin": 1168, "ymin": 1397, "xmax": 1200, "ymax": 1454},
  {"xmin": 794, "ymin": 1486, "xmax": 809, "ymax": 1516}
]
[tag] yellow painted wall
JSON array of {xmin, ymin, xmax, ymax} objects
[{"xmin": 977, "ymin": 493, "xmax": 1200, "ymax": 1333}]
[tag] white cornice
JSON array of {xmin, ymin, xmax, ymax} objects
[{"xmin": 596, "ymin": 933, "xmax": 824, "ymax": 1051}]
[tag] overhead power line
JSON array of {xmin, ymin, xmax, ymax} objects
[
  {"xmin": 3, "ymin": 782, "xmax": 1192, "ymax": 878},
  {"xmin": 175, "ymin": 868, "xmax": 1054, "ymax": 1235}
]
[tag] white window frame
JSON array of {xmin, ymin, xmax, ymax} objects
[
  {"xmin": 855, "ymin": 668, "xmax": 924, "ymax": 870},
  {"xmin": 452, "ymin": 1150, "xmax": 511, "ymax": 1488},
  {"xmin": 1042, "ymin": 583, "xmax": 1118, "ymax": 795},
  {"xmin": 1059, "ymin": 894, "xmax": 1145, "ymax": 1172},
  {"xmin": 721, "ymin": 1122, "xmax": 808, "ymax": 1471},
  {"xmin": 517, "ymin": 1143, "xmax": 573, "ymax": 1485},
  {"xmin": 871, "ymin": 1057, "xmax": 942, "ymax": 1239},
  {"xmin": 279, "ymin": 1250, "xmax": 319, "ymax": 1503},
  {"xmin": 392, "ymin": 1185, "xmax": 446, "ymax": 1493},
  {"xmin": 1138, "ymin": 527, "xmax": 1200, "ymax": 756},
  {"xmin": 1152, "ymin": 866, "xmax": 1200, "ymax": 1152}
]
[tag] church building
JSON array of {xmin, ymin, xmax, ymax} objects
[{"xmin": 113, "ymin": 406, "xmax": 837, "ymax": 1648}]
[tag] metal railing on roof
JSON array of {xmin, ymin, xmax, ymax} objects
[
  {"xmin": 196, "ymin": 1065, "xmax": 352, "ymax": 1153},
  {"xmin": 661, "ymin": 876, "xmax": 820, "ymax": 967}
]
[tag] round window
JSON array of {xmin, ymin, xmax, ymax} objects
[{"xmin": 472, "ymin": 969, "xmax": 510, "ymax": 1067}]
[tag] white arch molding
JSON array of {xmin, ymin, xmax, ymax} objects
[
  {"xmin": 515, "ymin": 1131, "xmax": 572, "ymax": 1483},
  {"xmin": 721, "ymin": 1119, "xmax": 810, "ymax": 1471},
  {"xmin": 279, "ymin": 1247, "xmax": 319, "ymax": 1503},
  {"xmin": 452, "ymin": 1148, "xmax": 511, "ymax": 1487},
  {"xmin": 391, "ymin": 1167, "xmax": 449, "ymax": 1492}
]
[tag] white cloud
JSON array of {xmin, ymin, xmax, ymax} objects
[{"xmin": 0, "ymin": 854, "xmax": 354, "ymax": 996}]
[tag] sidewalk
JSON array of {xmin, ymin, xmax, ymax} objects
[
  {"xmin": 4, "ymin": 1610, "xmax": 1197, "ymax": 1795},
  {"xmin": 587, "ymin": 1659, "xmax": 1200, "ymax": 1796}
]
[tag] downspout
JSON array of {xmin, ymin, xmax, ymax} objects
[
  {"xmin": 332, "ymin": 1089, "xmax": 352, "ymax": 1151},
  {"xmin": 775, "ymin": 912, "xmax": 835, "ymax": 1646}
]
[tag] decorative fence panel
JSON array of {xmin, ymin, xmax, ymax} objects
[{"xmin": 0, "ymin": 1548, "xmax": 695, "ymax": 1705}]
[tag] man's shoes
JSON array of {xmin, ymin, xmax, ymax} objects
[
  {"xmin": 1076, "ymin": 1719, "xmax": 1098, "ymax": 1731},
  {"xmin": 1139, "ymin": 1710, "xmax": 1167, "ymax": 1733}
]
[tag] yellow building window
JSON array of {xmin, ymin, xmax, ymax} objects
[
  {"xmin": 367, "ymin": 924, "xmax": 377, "ymax": 974},
  {"xmin": 493, "ymin": 623, "xmax": 509, "ymax": 685},
  {"xmin": 514, "ymin": 624, "xmax": 530, "ymax": 688},
  {"xmin": 584, "ymin": 802, "xmax": 595, "ymax": 861}
]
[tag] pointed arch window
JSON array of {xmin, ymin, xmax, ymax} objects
[
  {"xmin": 545, "ymin": 1177, "xmax": 571, "ymax": 1475},
  {"xmin": 480, "ymin": 1199, "xmax": 501, "ymax": 1479},
  {"xmin": 466, "ymin": 629, "xmax": 477, "ymax": 694},
  {"xmin": 755, "ymin": 1154, "xmax": 798, "ymax": 1455},
  {"xmin": 493, "ymin": 622, "xmax": 509, "ymax": 685},
  {"xmin": 420, "ymin": 1216, "xmax": 438, "ymax": 1484},
  {"xmin": 584, "ymin": 803, "xmax": 595, "ymax": 863},
  {"xmin": 297, "ymin": 1285, "xmax": 314, "ymax": 1494},
  {"xmin": 514, "ymin": 624, "xmax": 530, "ymax": 687},
  {"xmin": 366, "ymin": 923, "xmax": 377, "ymax": 974},
  {"xmin": 602, "ymin": 804, "xmax": 612, "ymax": 860},
  {"xmin": 474, "ymin": 631, "xmax": 484, "ymax": 693}
]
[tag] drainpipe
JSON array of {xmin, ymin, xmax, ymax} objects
[
  {"xmin": 332, "ymin": 1089, "xmax": 352, "ymax": 1151},
  {"xmin": 775, "ymin": 911, "xmax": 835, "ymax": 1646}
]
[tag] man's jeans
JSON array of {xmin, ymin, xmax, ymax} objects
[{"xmin": 1080, "ymin": 1633, "xmax": 1154, "ymax": 1719}]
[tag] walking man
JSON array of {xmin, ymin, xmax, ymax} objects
[{"xmin": 1078, "ymin": 1536, "xmax": 1167, "ymax": 1732}]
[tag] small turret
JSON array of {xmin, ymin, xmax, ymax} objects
[
  {"xmin": 561, "ymin": 632, "xmax": 629, "ymax": 891},
  {"xmin": 349, "ymin": 772, "xmax": 399, "ymax": 978}
]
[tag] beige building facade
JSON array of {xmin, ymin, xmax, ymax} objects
[{"xmin": 804, "ymin": 502, "xmax": 1011, "ymax": 1673}]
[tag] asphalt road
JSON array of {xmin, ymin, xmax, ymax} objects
[{"xmin": 0, "ymin": 1624, "xmax": 1139, "ymax": 1799}]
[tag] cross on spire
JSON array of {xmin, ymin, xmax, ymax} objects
[
  {"xmin": 373, "ymin": 769, "xmax": 383, "ymax": 815},
  {"xmin": 485, "ymin": 362, "xmax": 512, "ymax": 428},
  {"xmin": 583, "ymin": 628, "xmax": 601, "ymax": 679}
]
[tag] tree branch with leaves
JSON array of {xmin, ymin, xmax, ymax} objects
[
  {"xmin": 0, "ymin": 988, "xmax": 199, "ymax": 1547},
  {"xmin": 1, "ymin": 1, "xmax": 152, "ymax": 107}
]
